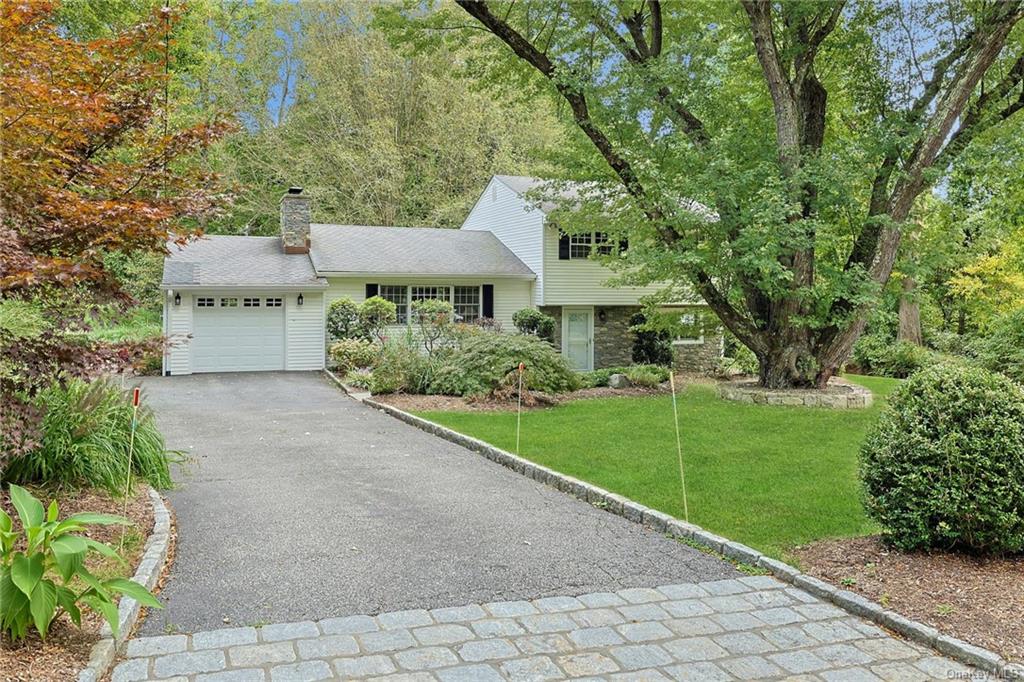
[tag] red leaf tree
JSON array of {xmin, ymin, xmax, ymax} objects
[{"xmin": 0, "ymin": 2, "xmax": 230, "ymax": 464}]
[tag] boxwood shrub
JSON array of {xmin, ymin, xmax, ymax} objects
[
  {"xmin": 859, "ymin": 363, "xmax": 1024, "ymax": 554},
  {"xmin": 439, "ymin": 333, "xmax": 580, "ymax": 396}
]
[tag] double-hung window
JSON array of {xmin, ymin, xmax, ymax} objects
[
  {"xmin": 453, "ymin": 286, "xmax": 481, "ymax": 322},
  {"xmin": 569, "ymin": 232, "xmax": 592, "ymax": 258},
  {"xmin": 379, "ymin": 285, "xmax": 408, "ymax": 324},
  {"xmin": 411, "ymin": 286, "xmax": 450, "ymax": 303}
]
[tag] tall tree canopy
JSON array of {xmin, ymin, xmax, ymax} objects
[
  {"xmin": 179, "ymin": 1, "xmax": 566, "ymax": 233},
  {"xmin": 395, "ymin": 0, "xmax": 1024, "ymax": 387}
]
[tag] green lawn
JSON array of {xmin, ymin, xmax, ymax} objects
[
  {"xmin": 87, "ymin": 306, "xmax": 162, "ymax": 343},
  {"xmin": 417, "ymin": 375, "xmax": 900, "ymax": 562}
]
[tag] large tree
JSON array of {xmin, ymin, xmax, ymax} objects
[
  {"xmin": 408, "ymin": 0, "xmax": 1024, "ymax": 387},
  {"xmin": 0, "ymin": 2, "xmax": 228, "ymax": 463}
]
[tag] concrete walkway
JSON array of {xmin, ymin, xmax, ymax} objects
[
  {"xmin": 116, "ymin": 576, "xmax": 974, "ymax": 681},
  {"xmin": 138, "ymin": 373, "xmax": 733, "ymax": 634}
]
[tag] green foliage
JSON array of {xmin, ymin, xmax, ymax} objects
[
  {"xmin": 87, "ymin": 307, "xmax": 162, "ymax": 344},
  {"xmin": 102, "ymin": 252, "xmax": 164, "ymax": 310},
  {"xmin": 580, "ymin": 367, "xmax": 628, "ymax": 388},
  {"xmin": 416, "ymin": 375, "xmax": 901, "ymax": 559},
  {"xmin": 0, "ymin": 300, "xmax": 47, "ymax": 340},
  {"xmin": 411, "ymin": 298, "xmax": 454, "ymax": 354},
  {"xmin": 326, "ymin": 298, "xmax": 363, "ymax": 341},
  {"xmin": 717, "ymin": 341, "xmax": 759, "ymax": 377},
  {"xmin": 329, "ymin": 338, "xmax": 377, "ymax": 375},
  {"xmin": 0, "ymin": 484, "xmax": 162, "ymax": 642},
  {"xmin": 629, "ymin": 313, "xmax": 674, "ymax": 367},
  {"xmin": 512, "ymin": 308, "xmax": 555, "ymax": 341},
  {"xmin": 4, "ymin": 380, "xmax": 175, "ymax": 493},
  {"xmin": 970, "ymin": 307, "xmax": 1024, "ymax": 385},
  {"xmin": 851, "ymin": 335, "xmax": 936, "ymax": 378},
  {"xmin": 358, "ymin": 296, "xmax": 397, "ymax": 344},
  {"xmin": 860, "ymin": 364, "xmax": 1024, "ymax": 554},
  {"xmin": 624, "ymin": 364, "xmax": 670, "ymax": 387},
  {"xmin": 440, "ymin": 333, "xmax": 581, "ymax": 396}
]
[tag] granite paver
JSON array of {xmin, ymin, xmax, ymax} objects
[{"xmin": 116, "ymin": 578, "xmax": 976, "ymax": 680}]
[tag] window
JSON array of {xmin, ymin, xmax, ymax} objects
[
  {"xmin": 243, "ymin": 297, "xmax": 260, "ymax": 308},
  {"xmin": 220, "ymin": 297, "xmax": 238, "ymax": 308},
  {"xmin": 196, "ymin": 297, "xmax": 214, "ymax": 307},
  {"xmin": 569, "ymin": 232, "xmax": 592, "ymax": 258},
  {"xmin": 379, "ymin": 285, "xmax": 408, "ymax": 324},
  {"xmin": 675, "ymin": 312, "xmax": 703, "ymax": 345},
  {"xmin": 453, "ymin": 286, "xmax": 481, "ymax": 322},
  {"xmin": 411, "ymin": 286, "xmax": 450, "ymax": 302},
  {"xmin": 265, "ymin": 298, "xmax": 282, "ymax": 307},
  {"xmin": 594, "ymin": 232, "xmax": 613, "ymax": 256}
]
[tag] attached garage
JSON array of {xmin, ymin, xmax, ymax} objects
[{"xmin": 161, "ymin": 233, "xmax": 327, "ymax": 376}]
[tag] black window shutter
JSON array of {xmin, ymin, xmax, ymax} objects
[
  {"xmin": 619, "ymin": 238, "xmax": 629, "ymax": 254},
  {"xmin": 558, "ymin": 231, "xmax": 570, "ymax": 260},
  {"xmin": 365, "ymin": 283, "xmax": 379, "ymax": 299},
  {"xmin": 482, "ymin": 284, "xmax": 494, "ymax": 318}
]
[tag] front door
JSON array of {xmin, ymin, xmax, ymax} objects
[{"xmin": 562, "ymin": 307, "xmax": 593, "ymax": 371}]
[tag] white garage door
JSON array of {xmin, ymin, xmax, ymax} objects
[{"xmin": 192, "ymin": 295, "xmax": 285, "ymax": 373}]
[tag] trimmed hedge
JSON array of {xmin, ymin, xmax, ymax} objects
[{"xmin": 860, "ymin": 363, "xmax": 1024, "ymax": 554}]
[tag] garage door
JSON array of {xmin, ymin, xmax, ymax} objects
[{"xmin": 192, "ymin": 295, "xmax": 285, "ymax": 373}]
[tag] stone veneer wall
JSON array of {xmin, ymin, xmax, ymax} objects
[
  {"xmin": 541, "ymin": 305, "xmax": 723, "ymax": 373},
  {"xmin": 674, "ymin": 333, "xmax": 724, "ymax": 374},
  {"xmin": 593, "ymin": 306, "xmax": 637, "ymax": 369}
]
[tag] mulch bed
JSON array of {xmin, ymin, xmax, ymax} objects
[
  {"xmin": 371, "ymin": 373, "xmax": 713, "ymax": 413},
  {"xmin": 0, "ymin": 484, "xmax": 154, "ymax": 682},
  {"xmin": 793, "ymin": 536, "xmax": 1024, "ymax": 664}
]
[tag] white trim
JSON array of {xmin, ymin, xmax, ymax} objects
[
  {"xmin": 561, "ymin": 306, "xmax": 594, "ymax": 371},
  {"xmin": 160, "ymin": 283, "xmax": 327, "ymax": 291},
  {"xmin": 316, "ymin": 271, "xmax": 535, "ymax": 280}
]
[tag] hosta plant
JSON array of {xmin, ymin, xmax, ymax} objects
[{"xmin": 0, "ymin": 485, "xmax": 162, "ymax": 642}]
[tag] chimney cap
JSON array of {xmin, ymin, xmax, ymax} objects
[{"xmin": 287, "ymin": 186, "xmax": 303, "ymax": 195}]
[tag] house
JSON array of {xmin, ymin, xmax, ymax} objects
[{"xmin": 160, "ymin": 177, "xmax": 722, "ymax": 375}]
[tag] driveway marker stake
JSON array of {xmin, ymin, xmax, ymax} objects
[
  {"xmin": 121, "ymin": 386, "xmax": 141, "ymax": 551},
  {"xmin": 516, "ymin": 362, "xmax": 525, "ymax": 454},
  {"xmin": 669, "ymin": 373, "xmax": 689, "ymax": 522}
]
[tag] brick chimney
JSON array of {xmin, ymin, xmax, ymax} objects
[{"xmin": 280, "ymin": 187, "xmax": 310, "ymax": 254}]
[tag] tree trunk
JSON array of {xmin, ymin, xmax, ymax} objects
[
  {"xmin": 897, "ymin": 277, "xmax": 923, "ymax": 345},
  {"xmin": 756, "ymin": 340, "xmax": 825, "ymax": 389}
]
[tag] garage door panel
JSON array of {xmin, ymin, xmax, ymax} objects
[{"xmin": 192, "ymin": 299, "xmax": 285, "ymax": 373}]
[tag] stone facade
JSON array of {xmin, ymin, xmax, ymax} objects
[
  {"xmin": 593, "ymin": 306, "xmax": 636, "ymax": 369},
  {"xmin": 280, "ymin": 189, "xmax": 311, "ymax": 254},
  {"xmin": 540, "ymin": 305, "xmax": 723, "ymax": 372},
  {"xmin": 673, "ymin": 334, "xmax": 724, "ymax": 374}
]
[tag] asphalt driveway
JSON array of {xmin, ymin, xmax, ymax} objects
[{"xmin": 139, "ymin": 372, "xmax": 735, "ymax": 634}]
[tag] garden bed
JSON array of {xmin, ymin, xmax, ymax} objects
[
  {"xmin": 369, "ymin": 373, "xmax": 716, "ymax": 412},
  {"xmin": 0, "ymin": 484, "xmax": 154, "ymax": 682},
  {"xmin": 793, "ymin": 536, "xmax": 1024, "ymax": 663}
]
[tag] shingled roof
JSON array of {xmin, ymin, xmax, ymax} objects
[
  {"xmin": 308, "ymin": 224, "xmax": 535, "ymax": 277},
  {"xmin": 161, "ymin": 236, "xmax": 326, "ymax": 288}
]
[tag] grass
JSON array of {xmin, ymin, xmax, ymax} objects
[
  {"xmin": 416, "ymin": 374, "xmax": 901, "ymax": 562},
  {"xmin": 87, "ymin": 306, "xmax": 161, "ymax": 343}
]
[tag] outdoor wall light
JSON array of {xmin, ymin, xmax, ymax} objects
[
  {"xmin": 598, "ymin": 308, "xmax": 606, "ymax": 322},
  {"xmin": 297, "ymin": 293, "xmax": 304, "ymax": 306},
  {"xmin": 174, "ymin": 292, "xmax": 181, "ymax": 306}
]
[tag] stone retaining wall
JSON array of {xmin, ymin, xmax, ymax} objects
[{"xmin": 718, "ymin": 379, "xmax": 873, "ymax": 409}]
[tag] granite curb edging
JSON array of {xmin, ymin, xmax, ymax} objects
[
  {"xmin": 76, "ymin": 487, "xmax": 173, "ymax": 682},
  {"xmin": 326, "ymin": 373, "xmax": 1019, "ymax": 680}
]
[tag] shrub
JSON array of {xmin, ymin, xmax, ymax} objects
[
  {"xmin": 358, "ymin": 296, "xmax": 397, "ymax": 344},
  {"xmin": 0, "ymin": 484, "xmax": 162, "ymax": 641},
  {"xmin": 512, "ymin": 308, "xmax": 555, "ymax": 341},
  {"xmin": 851, "ymin": 334, "xmax": 934, "ymax": 378},
  {"xmin": 326, "ymin": 298, "xmax": 362, "ymax": 340},
  {"xmin": 625, "ymin": 364, "xmax": 670, "ymax": 387},
  {"xmin": 441, "ymin": 332, "xmax": 580, "ymax": 396},
  {"xmin": 4, "ymin": 379, "xmax": 174, "ymax": 493},
  {"xmin": 629, "ymin": 313, "xmax": 674, "ymax": 366},
  {"xmin": 329, "ymin": 338, "xmax": 377, "ymax": 374},
  {"xmin": 580, "ymin": 367, "xmax": 628, "ymax": 388},
  {"xmin": 970, "ymin": 307, "xmax": 1024, "ymax": 385},
  {"xmin": 412, "ymin": 298, "xmax": 454, "ymax": 354},
  {"xmin": 860, "ymin": 363, "xmax": 1024, "ymax": 554}
]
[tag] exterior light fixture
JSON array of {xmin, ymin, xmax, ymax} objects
[
  {"xmin": 297, "ymin": 293, "xmax": 304, "ymax": 306},
  {"xmin": 174, "ymin": 292, "xmax": 181, "ymax": 306},
  {"xmin": 598, "ymin": 308, "xmax": 606, "ymax": 322}
]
